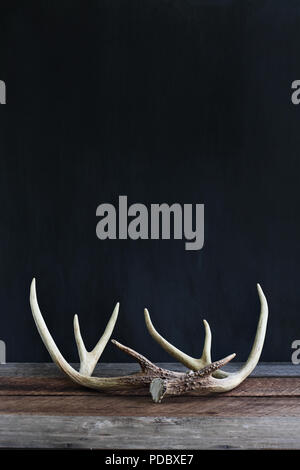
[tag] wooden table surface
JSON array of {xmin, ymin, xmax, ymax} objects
[{"xmin": 0, "ymin": 362, "xmax": 300, "ymax": 449}]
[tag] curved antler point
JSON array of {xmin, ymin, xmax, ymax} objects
[
  {"xmin": 30, "ymin": 277, "xmax": 36, "ymax": 291},
  {"xmin": 113, "ymin": 302, "xmax": 120, "ymax": 316}
]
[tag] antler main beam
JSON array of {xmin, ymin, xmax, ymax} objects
[{"xmin": 29, "ymin": 278, "xmax": 268, "ymax": 402}]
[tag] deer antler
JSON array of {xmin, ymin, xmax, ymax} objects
[
  {"xmin": 144, "ymin": 283, "xmax": 269, "ymax": 399},
  {"xmin": 29, "ymin": 278, "xmax": 268, "ymax": 402}
]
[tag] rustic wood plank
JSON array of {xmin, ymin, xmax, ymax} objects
[
  {"xmin": 0, "ymin": 395, "xmax": 299, "ymax": 417},
  {"xmin": 0, "ymin": 377, "xmax": 300, "ymax": 397},
  {"xmin": 0, "ymin": 362, "xmax": 299, "ymax": 377},
  {"xmin": 0, "ymin": 415, "xmax": 299, "ymax": 449},
  {"xmin": 0, "ymin": 363, "xmax": 299, "ymax": 449}
]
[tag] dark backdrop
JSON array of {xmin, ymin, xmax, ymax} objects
[{"xmin": 0, "ymin": 0, "xmax": 299, "ymax": 363}]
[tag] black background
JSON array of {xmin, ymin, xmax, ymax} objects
[{"xmin": 0, "ymin": 0, "xmax": 299, "ymax": 363}]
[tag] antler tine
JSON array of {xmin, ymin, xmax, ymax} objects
[
  {"xmin": 74, "ymin": 303, "xmax": 119, "ymax": 377},
  {"xmin": 111, "ymin": 339, "xmax": 171, "ymax": 374},
  {"xmin": 30, "ymin": 278, "xmax": 83, "ymax": 383},
  {"xmin": 240, "ymin": 283, "xmax": 268, "ymax": 379},
  {"xmin": 213, "ymin": 283, "xmax": 268, "ymax": 391},
  {"xmin": 144, "ymin": 308, "xmax": 227, "ymax": 378},
  {"xmin": 144, "ymin": 309, "xmax": 210, "ymax": 369}
]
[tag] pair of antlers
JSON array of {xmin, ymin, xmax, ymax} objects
[{"xmin": 30, "ymin": 279, "xmax": 268, "ymax": 403}]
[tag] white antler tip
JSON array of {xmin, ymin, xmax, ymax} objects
[
  {"xmin": 112, "ymin": 303, "xmax": 120, "ymax": 318},
  {"xmin": 256, "ymin": 284, "xmax": 267, "ymax": 302},
  {"xmin": 202, "ymin": 319, "xmax": 211, "ymax": 337},
  {"xmin": 144, "ymin": 308, "xmax": 150, "ymax": 319},
  {"xmin": 224, "ymin": 353, "xmax": 236, "ymax": 363},
  {"xmin": 30, "ymin": 278, "xmax": 37, "ymax": 300}
]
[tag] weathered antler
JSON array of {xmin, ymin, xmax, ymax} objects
[
  {"xmin": 73, "ymin": 308, "xmax": 119, "ymax": 377},
  {"xmin": 30, "ymin": 278, "xmax": 267, "ymax": 402},
  {"xmin": 145, "ymin": 283, "xmax": 269, "ymax": 399}
]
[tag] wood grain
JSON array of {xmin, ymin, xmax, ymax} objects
[
  {"xmin": 0, "ymin": 415, "xmax": 300, "ymax": 449},
  {"xmin": 0, "ymin": 395, "xmax": 300, "ymax": 417},
  {"xmin": 0, "ymin": 363, "xmax": 300, "ymax": 449},
  {"xmin": 0, "ymin": 376, "xmax": 300, "ymax": 397}
]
